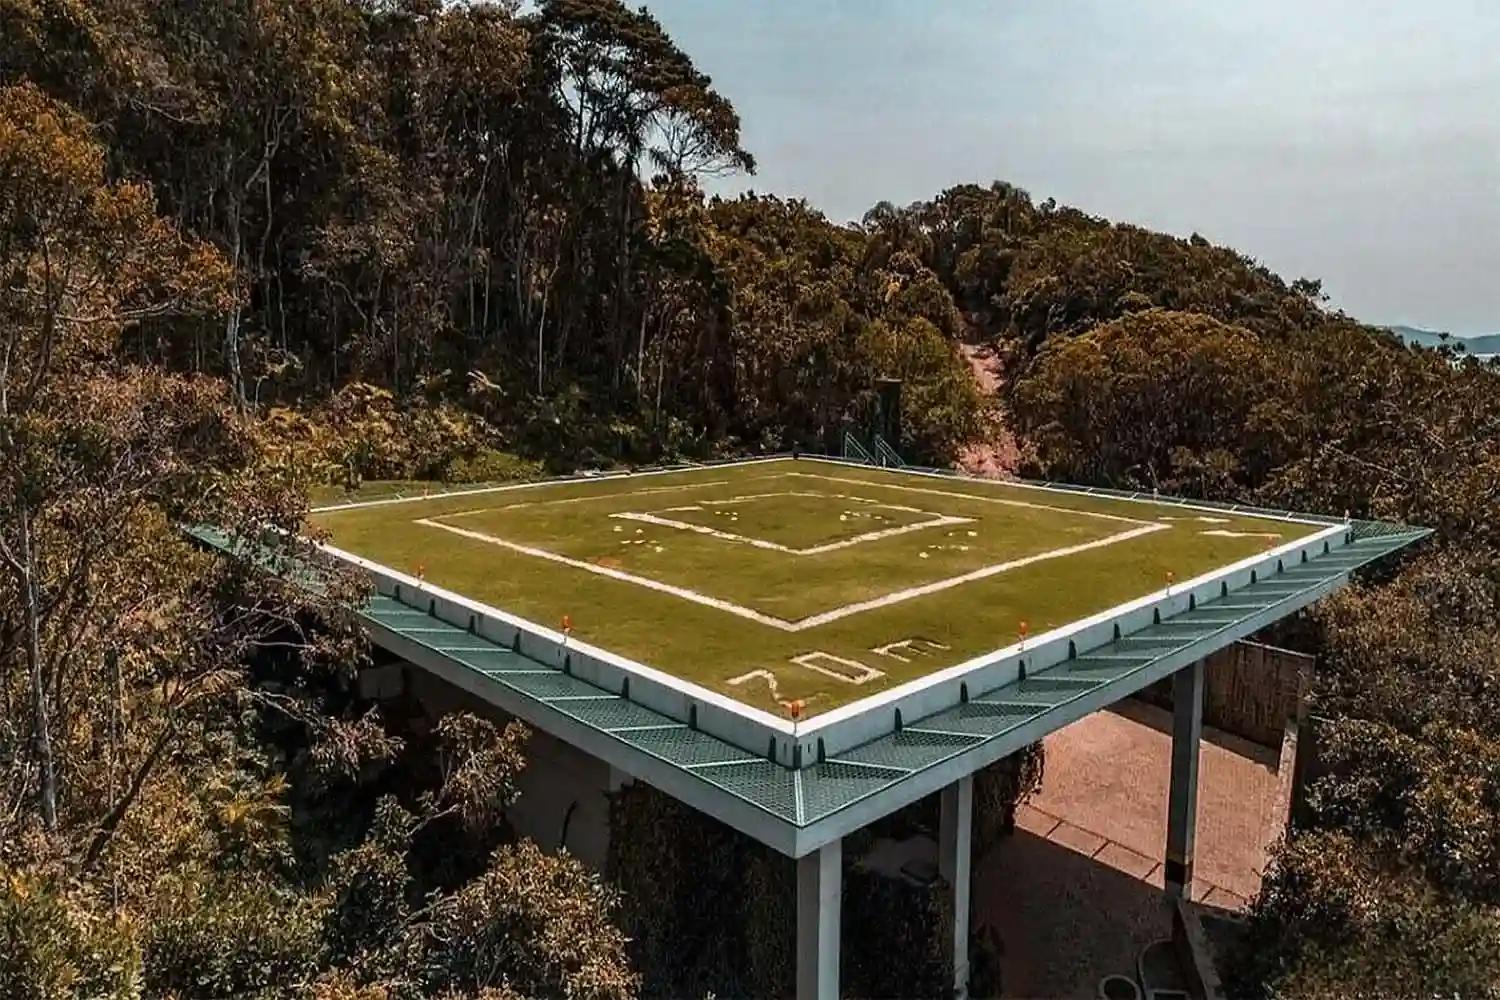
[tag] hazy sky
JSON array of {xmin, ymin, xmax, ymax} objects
[{"xmin": 645, "ymin": 1, "xmax": 1500, "ymax": 335}]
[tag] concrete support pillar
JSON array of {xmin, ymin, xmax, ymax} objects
[
  {"xmin": 1166, "ymin": 659, "xmax": 1205, "ymax": 899},
  {"xmin": 796, "ymin": 839, "xmax": 842, "ymax": 1000},
  {"xmin": 939, "ymin": 774, "xmax": 975, "ymax": 998}
]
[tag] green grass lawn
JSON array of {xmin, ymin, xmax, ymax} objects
[{"xmin": 310, "ymin": 459, "xmax": 1327, "ymax": 717}]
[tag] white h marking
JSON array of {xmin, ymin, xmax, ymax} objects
[{"xmin": 414, "ymin": 510, "xmax": 1168, "ymax": 633}]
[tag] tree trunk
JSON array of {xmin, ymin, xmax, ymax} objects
[
  {"xmin": 19, "ymin": 503, "xmax": 57, "ymax": 830},
  {"xmin": 482, "ymin": 258, "xmax": 493, "ymax": 340},
  {"xmin": 84, "ymin": 720, "xmax": 176, "ymax": 870},
  {"xmin": 613, "ymin": 166, "xmax": 633, "ymax": 393},
  {"xmin": 636, "ymin": 308, "xmax": 648, "ymax": 403},
  {"xmin": 224, "ymin": 196, "xmax": 245, "ymax": 407},
  {"xmin": 536, "ymin": 293, "xmax": 548, "ymax": 395},
  {"xmin": 655, "ymin": 328, "xmax": 667, "ymax": 428}
]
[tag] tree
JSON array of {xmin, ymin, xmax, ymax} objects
[
  {"xmin": 983, "ymin": 166, "xmax": 1500, "ymax": 998},
  {"xmin": 532, "ymin": 0, "xmax": 753, "ymax": 394},
  {"xmin": 0, "ymin": 81, "xmax": 245, "ymax": 831},
  {"xmin": 1241, "ymin": 831, "xmax": 1500, "ymax": 999},
  {"xmin": 1010, "ymin": 308, "xmax": 1298, "ymax": 494},
  {"xmin": 421, "ymin": 840, "xmax": 638, "ymax": 999},
  {"xmin": 536, "ymin": 0, "xmax": 753, "ymax": 178},
  {"xmin": 9, "ymin": 4, "xmax": 1497, "ymax": 993}
]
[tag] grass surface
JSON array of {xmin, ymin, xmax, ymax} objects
[{"xmin": 311, "ymin": 459, "xmax": 1326, "ymax": 717}]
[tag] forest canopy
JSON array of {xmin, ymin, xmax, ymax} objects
[{"xmin": 2, "ymin": 1, "xmax": 1497, "ymax": 998}]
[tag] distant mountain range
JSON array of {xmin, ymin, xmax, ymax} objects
[{"xmin": 1387, "ymin": 325, "xmax": 1500, "ymax": 357}]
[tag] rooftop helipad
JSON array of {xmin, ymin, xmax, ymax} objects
[
  {"xmin": 202, "ymin": 455, "xmax": 1427, "ymax": 854},
  {"xmin": 309, "ymin": 457, "xmax": 1333, "ymax": 719}
]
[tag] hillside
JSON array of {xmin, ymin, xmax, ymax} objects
[
  {"xmin": 1388, "ymin": 324, "xmax": 1500, "ymax": 356},
  {"xmin": 3, "ymin": 3, "xmax": 1499, "ymax": 999}
]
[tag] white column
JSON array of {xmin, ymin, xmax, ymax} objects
[
  {"xmin": 1166, "ymin": 659, "xmax": 1205, "ymax": 899},
  {"xmin": 797, "ymin": 839, "xmax": 842, "ymax": 1000},
  {"xmin": 939, "ymin": 774, "xmax": 975, "ymax": 998}
]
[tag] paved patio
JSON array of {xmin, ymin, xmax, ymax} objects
[{"xmin": 976, "ymin": 699, "xmax": 1287, "ymax": 997}]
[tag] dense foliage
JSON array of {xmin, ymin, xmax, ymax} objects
[
  {"xmin": 986, "ymin": 197, "xmax": 1500, "ymax": 992},
  {"xmin": 606, "ymin": 761, "xmax": 1037, "ymax": 999},
  {"xmin": 0, "ymin": 0, "xmax": 986, "ymax": 465},
  {"xmin": 879, "ymin": 186, "xmax": 1499, "ymax": 1000},
  {"xmin": 0, "ymin": 67, "xmax": 635, "ymax": 999},
  {"xmin": 2, "ymin": 1, "xmax": 1496, "ymax": 997}
]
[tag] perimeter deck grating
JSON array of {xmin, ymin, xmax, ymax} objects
[{"xmin": 190, "ymin": 479, "xmax": 1429, "ymax": 851}]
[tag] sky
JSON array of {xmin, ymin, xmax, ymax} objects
[{"xmin": 644, "ymin": 1, "xmax": 1500, "ymax": 336}]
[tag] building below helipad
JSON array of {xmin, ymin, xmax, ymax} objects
[{"xmin": 230, "ymin": 455, "xmax": 1428, "ymax": 999}]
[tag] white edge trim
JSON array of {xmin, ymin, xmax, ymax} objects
[
  {"xmin": 318, "ymin": 541, "xmax": 799, "ymax": 738},
  {"xmin": 796, "ymin": 455, "xmax": 1336, "ymax": 528},
  {"xmin": 789, "ymin": 568, "xmax": 1358, "ymax": 856},
  {"xmin": 371, "ymin": 619, "xmax": 801, "ymax": 854},
  {"xmin": 310, "ymin": 455, "xmax": 792, "ymax": 513}
]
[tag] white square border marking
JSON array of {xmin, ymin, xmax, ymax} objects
[
  {"xmin": 411, "ymin": 497, "xmax": 1167, "ymax": 632},
  {"xmin": 309, "ymin": 456, "xmax": 1349, "ymax": 764},
  {"xmin": 608, "ymin": 489, "xmax": 975, "ymax": 555}
]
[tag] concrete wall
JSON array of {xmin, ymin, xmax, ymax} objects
[
  {"xmin": 1139, "ymin": 640, "xmax": 1313, "ymax": 749},
  {"xmin": 508, "ymin": 728, "xmax": 615, "ymax": 870},
  {"xmin": 402, "ymin": 665, "xmax": 617, "ymax": 870}
]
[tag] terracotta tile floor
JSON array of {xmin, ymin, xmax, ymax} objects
[
  {"xmin": 1021, "ymin": 698, "xmax": 1279, "ymax": 901},
  {"xmin": 975, "ymin": 700, "xmax": 1285, "ymax": 997}
]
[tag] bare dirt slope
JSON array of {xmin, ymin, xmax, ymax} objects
[{"xmin": 956, "ymin": 341, "xmax": 1022, "ymax": 478}]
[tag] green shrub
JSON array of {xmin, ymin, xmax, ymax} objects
[
  {"xmin": 842, "ymin": 867, "xmax": 950, "ymax": 998},
  {"xmin": 322, "ymin": 803, "xmax": 414, "ymax": 971},
  {"xmin": 441, "ymin": 448, "xmax": 543, "ymax": 484},
  {"xmin": 259, "ymin": 383, "xmax": 502, "ymax": 487},
  {"xmin": 420, "ymin": 841, "xmax": 637, "ymax": 1000},
  {"xmin": 606, "ymin": 783, "xmax": 750, "ymax": 998},
  {"xmin": 0, "ymin": 869, "xmax": 142, "ymax": 1000},
  {"xmin": 608, "ymin": 771, "xmax": 1033, "ymax": 999},
  {"xmin": 1234, "ymin": 832, "xmax": 1500, "ymax": 999},
  {"xmin": 143, "ymin": 867, "xmax": 324, "ymax": 997},
  {"xmin": 740, "ymin": 850, "xmax": 795, "ymax": 997},
  {"xmin": 974, "ymin": 743, "xmax": 1044, "ymax": 858}
]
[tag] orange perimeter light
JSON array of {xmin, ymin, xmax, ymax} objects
[
  {"xmin": 787, "ymin": 699, "xmax": 805, "ymax": 720},
  {"xmin": 415, "ymin": 563, "xmax": 425, "ymax": 581},
  {"xmin": 561, "ymin": 614, "xmax": 573, "ymax": 635}
]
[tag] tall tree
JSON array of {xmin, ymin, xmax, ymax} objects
[
  {"xmin": 0, "ymin": 82, "xmax": 333, "ymax": 846},
  {"xmin": 535, "ymin": 0, "xmax": 753, "ymax": 390}
]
